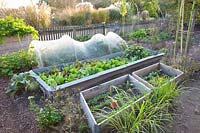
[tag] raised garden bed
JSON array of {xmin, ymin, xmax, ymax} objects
[
  {"xmin": 80, "ymin": 74, "xmax": 150, "ymax": 133},
  {"xmin": 132, "ymin": 63, "xmax": 184, "ymax": 88},
  {"xmin": 30, "ymin": 48, "xmax": 164, "ymax": 97},
  {"xmin": 0, "ymin": 35, "xmax": 32, "ymax": 55},
  {"xmin": 30, "ymin": 49, "xmax": 163, "ymax": 97}
]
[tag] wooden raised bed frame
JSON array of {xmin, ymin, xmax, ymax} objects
[
  {"xmin": 132, "ymin": 63, "xmax": 184, "ymax": 88},
  {"xmin": 80, "ymin": 74, "xmax": 150, "ymax": 133},
  {"xmin": 30, "ymin": 52, "xmax": 164, "ymax": 97}
]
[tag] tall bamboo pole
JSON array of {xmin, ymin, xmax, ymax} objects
[
  {"xmin": 185, "ymin": 1, "xmax": 196, "ymax": 55},
  {"xmin": 180, "ymin": 0, "xmax": 184, "ymax": 54},
  {"xmin": 174, "ymin": 0, "xmax": 181, "ymax": 62}
]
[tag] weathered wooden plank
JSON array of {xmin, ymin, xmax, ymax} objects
[{"xmin": 132, "ymin": 63, "xmax": 184, "ymax": 88}]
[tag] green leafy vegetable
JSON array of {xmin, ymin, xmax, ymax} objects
[{"xmin": 39, "ymin": 46, "xmax": 151, "ymax": 87}]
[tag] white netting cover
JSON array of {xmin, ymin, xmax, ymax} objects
[{"xmin": 30, "ymin": 32, "xmax": 125, "ymax": 67}]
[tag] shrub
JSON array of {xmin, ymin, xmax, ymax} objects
[
  {"xmin": 55, "ymin": 7, "xmax": 93, "ymax": 26},
  {"xmin": 129, "ymin": 29, "xmax": 149, "ymax": 40},
  {"xmin": 143, "ymin": 1, "xmax": 159, "ymax": 18},
  {"xmin": 74, "ymin": 35, "xmax": 91, "ymax": 41},
  {"xmin": 140, "ymin": 31, "xmax": 171, "ymax": 43},
  {"xmin": 93, "ymin": 0, "xmax": 112, "ymax": 8},
  {"xmin": 29, "ymin": 96, "xmax": 63, "ymax": 129},
  {"xmin": 75, "ymin": 2, "xmax": 94, "ymax": 12},
  {"xmin": 5, "ymin": 72, "xmax": 39, "ymax": 96},
  {"xmin": 53, "ymin": 8, "xmax": 73, "ymax": 25},
  {"xmin": 55, "ymin": 7, "xmax": 110, "ymax": 26},
  {"xmin": 48, "ymin": 0, "xmax": 78, "ymax": 8},
  {"xmin": 109, "ymin": 9, "xmax": 122, "ymax": 22},
  {"xmin": 0, "ymin": 16, "xmax": 39, "ymax": 41},
  {"xmin": 157, "ymin": 31, "xmax": 171, "ymax": 40},
  {"xmin": 71, "ymin": 11, "xmax": 86, "ymax": 25},
  {"xmin": 123, "ymin": 45, "xmax": 150, "ymax": 60},
  {"xmin": 23, "ymin": 2, "xmax": 51, "ymax": 28},
  {"xmin": 91, "ymin": 10, "xmax": 109, "ymax": 24},
  {"xmin": 0, "ymin": 49, "xmax": 37, "ymax": 76}
]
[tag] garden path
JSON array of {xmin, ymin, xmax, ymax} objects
[{"xmin": 168, "ymin": 73, "xmax": 200, "ymax": 133}]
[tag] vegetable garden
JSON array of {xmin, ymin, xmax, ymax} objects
[{"xmin": 0, "ymin": 0, "xmax": 200, "ymax": 133}]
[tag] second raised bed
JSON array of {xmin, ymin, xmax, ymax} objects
[{"xmin": 132, "ymin": 63, "xmax": 184, "ymax": 88}]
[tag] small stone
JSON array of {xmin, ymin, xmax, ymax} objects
[{"xmin": 194, "ymin": 107, "xmax": 200, "ymax": 115}]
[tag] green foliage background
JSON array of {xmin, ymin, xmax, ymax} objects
[{"xmin": 0, "ymin": 16, "xmax": 38, "ymax": 41}]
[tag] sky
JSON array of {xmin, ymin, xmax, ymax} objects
[{"xmin": 0, "ymin": 0, "xmax": 39, "ymax": 8}]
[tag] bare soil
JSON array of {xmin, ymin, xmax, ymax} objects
[
  {"xmin": 167, "ymin": 72, "xmax": 200, "ymax": 133},
  {"xmin": 0, "ymin": 77, "xmax": 40, "ymax": 133}
]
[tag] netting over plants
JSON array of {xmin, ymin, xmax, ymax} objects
[{"xmin": 30, "ymin": 32, "xmax": 125, "ymax": 67}]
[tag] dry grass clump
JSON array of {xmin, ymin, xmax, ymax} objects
[
  {"xmin": 75, "ymin": 2, "xmax": 94, "ymax": 12},
  {"xmin": 54, "ymin": 3, "xmax": 119, "ymax": 26},
  {"xmin": 0, "ymin": 2, "xmax": 51, "ymax": 28},
  {"xmin": 48, "ymin": 0, "xmax": 78, "ymax": 9}
]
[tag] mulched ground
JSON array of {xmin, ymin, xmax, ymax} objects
[{"xmin": 0, "ymin": 77, "xmax": 40, "ymax": 133}]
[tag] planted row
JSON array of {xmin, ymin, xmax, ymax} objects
[
  {"xmin": 123, "ymin": 29, "xmax": 171, "ymax": 43},
  {"xmin": 86, "ymin": 80, "xmax": 143, "ymax": 123},
  {"xmin": 105, "ymin": 82, "xmax": 179, "ymax": 133},
  {"xmin": 39, "ymin": 46, "xmax": 151, "ymax": 87},
  {"xmin": 143, "ymin": 69, "xmax": 173, "ymax": 87},
  {"xmin": 0, "ymin": 49, "xmax": 37, "ymax": 76}
]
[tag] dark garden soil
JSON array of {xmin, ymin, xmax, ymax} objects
[
  {"xmin": 0, "ymin": 77, "xmax": 41, "ymax": 133},
  {"xmin": 167, "ymin": 72, "xmax": 200, "ymax": 133}
]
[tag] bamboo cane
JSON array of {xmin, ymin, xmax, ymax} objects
[
  {"xmin": 184, "ymin": 1, "xmax": 196, "ymax": 55},
  {"xmin": 174, "ymin": 0, "xmax": 181, "ymax": 63}
]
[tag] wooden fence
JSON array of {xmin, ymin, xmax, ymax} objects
[{"xmin": 38, "ymin": 19, "xmax": 171, "ymax": 41}]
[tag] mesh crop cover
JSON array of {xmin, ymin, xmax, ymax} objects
[{"xmin": 30, "ymin": 32, "xmax": 126, "ymax": 67}]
